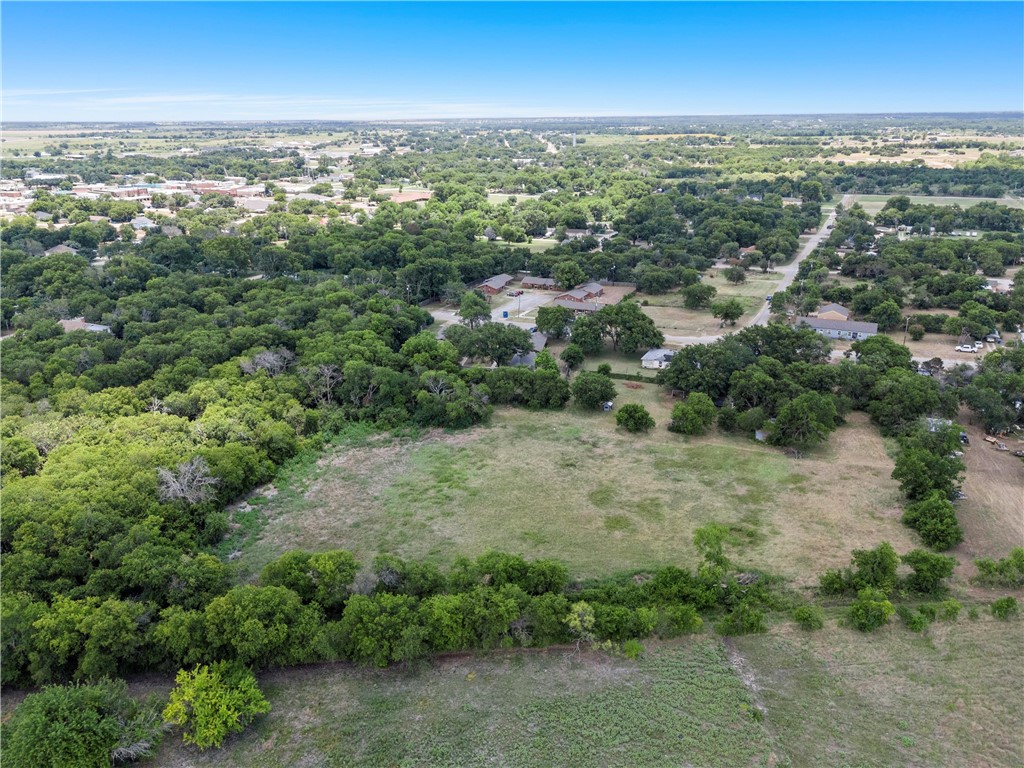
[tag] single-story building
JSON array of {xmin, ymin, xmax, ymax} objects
[
  {"xmin": 59, "ymin": 317, "xmax": 112, "ymax": 334},
  {"xmin": 555, "ymin": 298, "xmax": 601, "ymax": 314},
  {"xmin": 797, "ymin": 316, "xmax": 878, "ymax": 341},
  {"xmin": 44, "ymin": 243, "xmax": 78, "ymax": 256},
  {"xmin": 509, "ymin": 351, "xmax": 537, "ymax": 368},
  {"xmin": 641, "ymin": 348, "xmax": 678, "ymax": 369},
  {"xmin": 521, "ymin": 275, "xmax": 558, "ymax": 289},
  {"xmin": 812, "ymin": 302, "xmax": 851, "ymax": 322},
  {"xmin": 563, "ymin": 228, "xmax": 592, "ymax": 239},
  {"xmin": 480, "ymin": 273, "xmax": 514, "ymax": 295},
  {"xmin": 130, "ymin": 216, "xmax": 157, "ymax": 230},
  {"xmin": 531, "ymin": 332, "xmax": 548, "ymax": 352},
  {"xmin": 556, "ymin": 282, "xmax": 604, "ymax": 303}
]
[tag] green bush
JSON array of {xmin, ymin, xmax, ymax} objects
[
  {"xmin": 668, "ymin": 393, "xmax": 717, "ymax": 435},
  {"xmin": 901, "ymin": 549, "xmax": 956, "ymax": 594},
  {"xmin": 616, "ymin": 403, "xmax": 655, "ymax": 433},
  {"xmin": 938, "ymin": 599, "xmax": 962, "ymax": 622},
  {"xmin": 897, "ymin": 606, "xmax": 931, "ymax": 633},
  {"xmin": 819, "ymin": 568, "xmax": 851, "ymax": 596},
  {"xmin": 570, "ymin": 371, "xmax": 616, "ymax": 409},
  {"xmin": 848, "ymin": 587, "xmax": 895, "ymax": 632},
  {"xmin": 163, "ymin": 662, "xmax": 270, "ymax": 750},
  {"xmin": 716, "ymin": 405, "xmax": 738, "ymax": 432},
  {"xmin": 715, "ymin": 601, "xmax": 767, "ymax": 636},
  {"xmin": 973, "ymin": 548, "xmax": 1024, "ymax": 588},
  {"xmin": 657, "ymin": 604, "xmax": 704, "ymax": 637},
  {"xmin": 4, "ymin": 680, "xmax": 164, "ymax": 768},
  {"xmin": 991, "ymin": 596, "xmax": 1019, "ymax": 620},
  {"xmin": 621, "ymin": 639, "xmax": 645, "ymax": 659},
  {"xmin": 793, "ymin": 604, "xmax": 825, "ymax": 630}
]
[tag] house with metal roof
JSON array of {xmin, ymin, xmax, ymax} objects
[{"xmin": 797, "ymin": 316, "xmax": 878, "ymax": 340}]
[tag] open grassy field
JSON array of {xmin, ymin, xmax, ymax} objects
[
  {"xmin": 146, "ymin": 617, "xmax": 1024, "ymax": 768},
  {"xmin": 150, "ymin": 638, "xmax": 779, "ymax": 768},
  {"xmin": 638, "ymin": 272, "xmax": 782, "ymax": 336},
  {"xmin": 237, "ymin": 382, "xmax": 914, "ymax": 586},
  {"xmin": 734, "ymin": 615, "xmax": 1024, "ymax": 768},
  {"xmin": 850, "ymin": 194, "xmax": 1024, "ymax": 215}
]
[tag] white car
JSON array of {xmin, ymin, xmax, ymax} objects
[
  {"xmin": 955, "ymin": 345, "xmax": 977, "ymax": 353},
  {"xmin": 973, "ymin": 341, "xmax": 984, "ymax": 351}
]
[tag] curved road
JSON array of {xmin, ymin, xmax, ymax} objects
[{"xmin": 663, "ymin": 194, "xmax": 853, "ymax": 347}]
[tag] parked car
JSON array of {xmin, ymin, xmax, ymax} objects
[
  {"xmin": 959, "ymin": 432, "xmax": 970, "ymax": 446},
  {"xmin": 974, "ymin": 341, "xmax": 984, "ymax": 351},
  {"xmin": 955, "ymin": 345, "xmax": 977, "ymax": 353},
  {"xmin": 765, "ymin": 294, "xmax": 773, "ymax": 302}
]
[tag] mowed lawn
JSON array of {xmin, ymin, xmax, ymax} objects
[{"xmin": 240, "ymin": 381, "xmax": 915, "ymax": 584}]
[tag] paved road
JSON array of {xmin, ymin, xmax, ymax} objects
[
  {"xmin": 747, "ymin": 193, "xmax": 854, "ymax": 328},
  {"xmin": 663, "ymin": 195, "xmax": 853, "ymax": 348},
  {"xmin": 429, "ymin": 290, "xmax": 548, "ymax": 334}
]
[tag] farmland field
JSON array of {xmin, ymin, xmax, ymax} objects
[{"xmin": 235, "ymin": 384, "xmax": 915, "ymax": 586}]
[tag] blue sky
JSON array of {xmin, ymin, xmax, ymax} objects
[{"xmin": 3, "ymin": 2, "xmax": 1022, "ymax": 121}]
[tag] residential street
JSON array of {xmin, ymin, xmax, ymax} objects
[{"xmin": 663, "ymin": 195, "xmax": 853, "ymax": 347}]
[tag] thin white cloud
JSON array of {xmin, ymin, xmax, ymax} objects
[
  {"xmin": 3, "ymin": 90, "xmax": 626, "ymax": 121},
  {"xmin": 3, "ymin": 87, "xmax": 125, "ymax": 97}
]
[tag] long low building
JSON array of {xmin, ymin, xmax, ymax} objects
[
  {"xmin": 797, "ymin": 316, "xmax": 878, "ymax": 340},
  {"xmin": 554, "ymin": 298, "xmax": 601, "ymax": 313},
  {"xmin": 521, "ymin": 275, "xmax": 558, "ymax": 289}
]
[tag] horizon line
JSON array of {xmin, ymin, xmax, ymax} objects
[{"xmin": 4, "ymin": 110, "xmax": 1023, "ymax": 126}]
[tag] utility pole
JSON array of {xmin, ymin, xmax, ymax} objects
[{"xmin": 902, "ymin": 315, "xmax": 910, "ymax": 345}]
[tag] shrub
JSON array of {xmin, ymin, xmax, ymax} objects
[
  {"xmin": 163, "ymin": 662, "xmax": 270, "ymax": 750},
  {"xmin": 4, "ymin": 680, "xmax": 164, "ymax": 768},
  {"xmin": 968, "ymin": 606, "xmax": 980, "ymax": 621},
  {"xmin": 897, "ymin": 606, "xmax": 931, "ymax": 633},
  {"xmin": 938, "ymin": 599, "xmax": 962, "ymax": 622},
  {"xmin": 973, "ymin": 548, "xmax": 1024, "ymax": 588},
  {"xmin": 657, "ymin": 604, "xmax": 704, "ymax": 637},
  {"xmin": 819, "ymin": 568, "xmax": 851, "ymax": 596},
  {"xmin": 621, "ymin": 639, "xmax": 645, "ymax": 659},
  {"xmin": 596, "ymin": 363, "xmax": 612, "ymax": 376},
  {"xmin": 668, "ymin": 392, "xmax": 717, "ymax": 435},
  {"xmin": 616, "ymin": 403, "xmax": 655, "ymax": 433},
  {"xmin": 902, "ymin": 493, "xmax": 963, "ymax": 551},
  {"xmin": 850, "ymin": 542, "xmax": 900, "ymax": 594},
  {"xmin": 736, "ymin": 406, "xmax": 766, "ymax": 435},
  {"xmin": 715, "ymin": 601, "xmax": 767, "ymax": 636},
  {"xmin": 848, "ymin": 587, "xmax": 895, "ymax": 632},
  {"xmin": 991, "ymin": 597, "xmax": 1019, "ymax": 620},
  {"xmin": 716, "ymin": 405, "xmax": 738, "ymax": 432},
  {"xmin": 570, "ymin": 371, "xmax": 616, "ymax": 409},
  {"xmin": 908, "ymin": 323, "xmax": 925, "ymax": 341},
  {"xmin": 793, "ymin": 604, "xmax": 825, "ymax": 630},
  {"xmin": 901, "ymin": 549, "xmax": 956, "ymax": 594}
]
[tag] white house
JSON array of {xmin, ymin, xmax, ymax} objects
[
  {"xmin": 641, "ymin": 348, "xmax": 677, "ymax": 369},
  {"xmin": 797, "ymin": 316, "xmax": 878, "ymax": 341}
]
